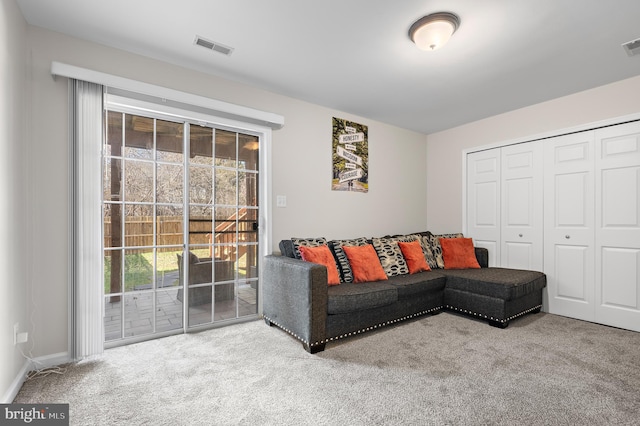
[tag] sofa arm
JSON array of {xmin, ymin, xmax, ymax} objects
[
  {"xmin": 474, "ymin": 247, "xmax": 489, "ymax": 268},
  {"xmin": 262, "ymin": 255, "xmax": 328, "ymax": 352}
]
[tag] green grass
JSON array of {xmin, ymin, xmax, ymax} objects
[
  {"xmin": 104, "ymin": 248, "xmax": 247, "ymax": 294},
  {"xmin": 104, "ymin": 250, "xmax": 183, "ymax": 294}
]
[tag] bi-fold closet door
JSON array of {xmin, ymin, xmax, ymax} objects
[
  {"xmin": 594, "ymin": 122, "xmax": 640, "ymax": 331},
  {"xmin": 467, "ymin": 120, "xmax": 640, "ymax": 332},
  {"xmin": 544, "ymin": 122, "xmax": 640, "ymax": 331},
  {"xmin": 543, "ymin": 131, "xmax": 596, "ymax": 322},
  {"xmin": 466, "ymin": 149, "xmax": 501, "ymax": 267},
  {"xmin": 466, "ymin": 142, "xmax": 543, "ymax": 271}
]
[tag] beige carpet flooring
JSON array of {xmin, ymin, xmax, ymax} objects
[{"xmin": 14, "ymin": 311, "xmax": 640, "ymax": 425}]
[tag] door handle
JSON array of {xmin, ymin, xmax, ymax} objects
[{"xmin": 565, "ymin": 235, "xmax": 570, "ymax": 239}]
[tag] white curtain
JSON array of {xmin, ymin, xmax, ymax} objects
[{"xmin": 71, "ymin": 80, "xmax": 104, "ymax": 359}]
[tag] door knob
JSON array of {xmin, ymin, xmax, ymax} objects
[
  {"xmin": 565, "ymin": 235, "xmax": 570, "ymax": 239},
  {"xmin": 518, "ymin": 234, "xmax": 523, "ymax": 237}
]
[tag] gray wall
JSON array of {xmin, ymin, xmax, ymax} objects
[{"xmin": 0, "ymin": 0, "xmax": 29, "ymax": 402}]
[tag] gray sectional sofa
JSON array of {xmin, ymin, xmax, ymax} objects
[{"xmin": 263, "ymin": 232, "xmax": 546, "ymax": 353}]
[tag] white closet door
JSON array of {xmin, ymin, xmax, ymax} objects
[
  {"xmin": 595, "ymin": 122, "xmax": 640, "ymax": 332},
  {"xmin": 500, "ymin": 142, "xmax": 543, "ymax": 271},
  {"xmin": 467, "ymin": 149, "xmax": 501, "ymax": 266},
  {"xmin": 544, "ymin": 131, "xmax": 595, "ymax": 321}
]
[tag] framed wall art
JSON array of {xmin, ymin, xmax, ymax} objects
[{"xmin": 331, "ymin": 117, "xmax": 368, "ymax": 192}]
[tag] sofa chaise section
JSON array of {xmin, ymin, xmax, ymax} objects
[{"xmin": 441, "ymin": 267, "xmax": 546, "ymax": 328}]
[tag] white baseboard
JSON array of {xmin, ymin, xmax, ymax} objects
[
  {"xmin": 30, "ymin": 351, "xmax": 72, "ymax": 371},
  {"xmin": 1, "ymin": 359, "xmax": 31, "ymax": 403},
  {"xmin": 1, "ymin": 351, "xmax": 71, "ymax": 404}
]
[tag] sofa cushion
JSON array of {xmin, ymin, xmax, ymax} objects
[
  {"xmin": 343, "ymin": 244, "xmax": 388, "ymax": 283},
  {"xmin": 299, "ymin": 245, "xmax": 341, "ymax": 286},
  {"xmin": 386, "ymin": 270, "xmax": 446, "ymax": 299},
  {"xmin": 327, "ymin": 281, "xmax": 398, "ymax": 315},
  {"xmin": 330, "ymin": 237, "xmax": 369, "ymax": 283},
  {"xmin": 440, "ymin": 237, "xmax": 481, "ymax": 270},
  {"xmin": 371, "ymin": 237, "xmax": 409, "ymax": 277},
  {"xmin": 474, "ymin": 247, "xmax": 489, "ymax": 269},
  {"xmin": 440, "ymin": 268, "xmax": 546, "ymax": 301},
  {"xmin": 279, "ymin": 240, "xmax": 296, "ymax": 258}
]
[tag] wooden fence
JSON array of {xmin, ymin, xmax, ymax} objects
[
  {"xmin": 104, "ymin": 210, "xmax": 254, "ymax": 258},
  {"xmin": 104, "ymin": 215, "xmax": 209, "ymax": 252}
]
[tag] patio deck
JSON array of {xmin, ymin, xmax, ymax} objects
[{"xmin": 104, "ymin": 283, "xmax": 257, "ymax": 341}]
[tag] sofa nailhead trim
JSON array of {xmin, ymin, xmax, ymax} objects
[
  {"xmin": 445, "ymin": 304, "xmax": 542, "ymax": 323},
  {"xmin": 265, "ymin": 304, "xmax": 541, "ymax": 349},
  {"xmin": 263, "ymin": 306, "xmax": 443, "ymax": 348}
]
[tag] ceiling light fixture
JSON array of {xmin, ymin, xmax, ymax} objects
[{"xmin": 409, "ymin": 12, "xmax": 460, "ymax": 51}]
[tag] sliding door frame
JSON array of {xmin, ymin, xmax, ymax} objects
[{"xmin": 102, "ymin": 94, "xmax": 271, "ymax": 347}]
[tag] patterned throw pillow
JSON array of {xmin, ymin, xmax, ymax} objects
[
  {"xmin": 418, "ymin": 236, "xmax": 438, "ymax": 269},
  {"xmin": 291, "ymin": 237, "xmax": 328, "ymax": 259},
  {"xmin": 392, "ymin": 234, "xmax": 438, "ymax": 271},
  {"xmin": 330, "ymin": 237, "xmax": 369, "ymax": 283},
  {"xmin": 393, "ymin": 234, "xmax": 421, "ymax": 243},
  {"xmin": 426, "ymin": 232, "xmax": 464, "ymax": 268},
  {"xmin": 371, "ymin": 236, "xmax": 409, "ymax": 277}
]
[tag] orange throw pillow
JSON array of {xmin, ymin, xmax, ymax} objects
[
  {"xmin": 439, "ymin": 237, "xmax": 481, "ymax": 270},
  {"xmin": 299, "ymin": 245, "xmax": 341, "ymax": 285},
  {"xmin": 397, "ymin": 240, "xmax": 431, "ymax": 273},
  {"xmin": 342, "ymin": 244, "xmax": 388, "ymax": 283}
]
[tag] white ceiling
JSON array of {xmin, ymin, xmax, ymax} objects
[{"xmin": 16, "ymin": 0, "xmax": 640, "ymax": 134}]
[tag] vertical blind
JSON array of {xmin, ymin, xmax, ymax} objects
[{"xmin": 71, "ymin": 79, "xmax": 104, "ymax": 359}]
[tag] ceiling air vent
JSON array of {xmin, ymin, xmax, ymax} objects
[
  {"xmin": 194, "ymin": 35, "xmax": 234, "ymax": 56},
  {"xmin": 622, "ymin": 37, "xmax": 640, "ymax": 57}
]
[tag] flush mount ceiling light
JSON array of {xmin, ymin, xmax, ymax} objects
[{"xmin": 409, "ymin": 12, "xmax": 460, "ymax": 51}]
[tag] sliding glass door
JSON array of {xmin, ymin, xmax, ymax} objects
[
  {"xmin": 186, "ymin": 127, "xmax": 260, "ymax": 326},
  {"xmin": 103, "ymin": 107, "xmax": 260, "ymax": 345}
]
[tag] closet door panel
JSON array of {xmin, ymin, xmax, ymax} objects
[
  {"xmin": 544, "ymin": 132, "xmax": 595, "ymax": 321},
  {"xmin": 595, "ymin": 122, "xmax": 640, "ymax": 332},
  {"xmin": 501, "ymin": 143, "xmax": 543, "ymax": 271},
  {"xmin": 554, "ymin": 245, "xmax": 589, "ymax": 300},
  {"xmin": 601, "ymin": 248, "xmax": 638, "ymax": 306},
  {"xmin": 467, "ymin": 149, "xmax": 500, "ymax": 266},
  {"xmin": 502, "ymin": 241, "xmax": 535, "ymax": 270}
]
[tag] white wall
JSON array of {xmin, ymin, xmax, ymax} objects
[
  {"xmin": 0, "ymin": 0, "xmax": 29, "ymax": 402},
  {"xmin": 25, "ymin": 26, "xmax": 428, "ymax": 359},
  {"xmin": 426, "ymin": 75, "xmax": 640, "ymax": 233}
]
